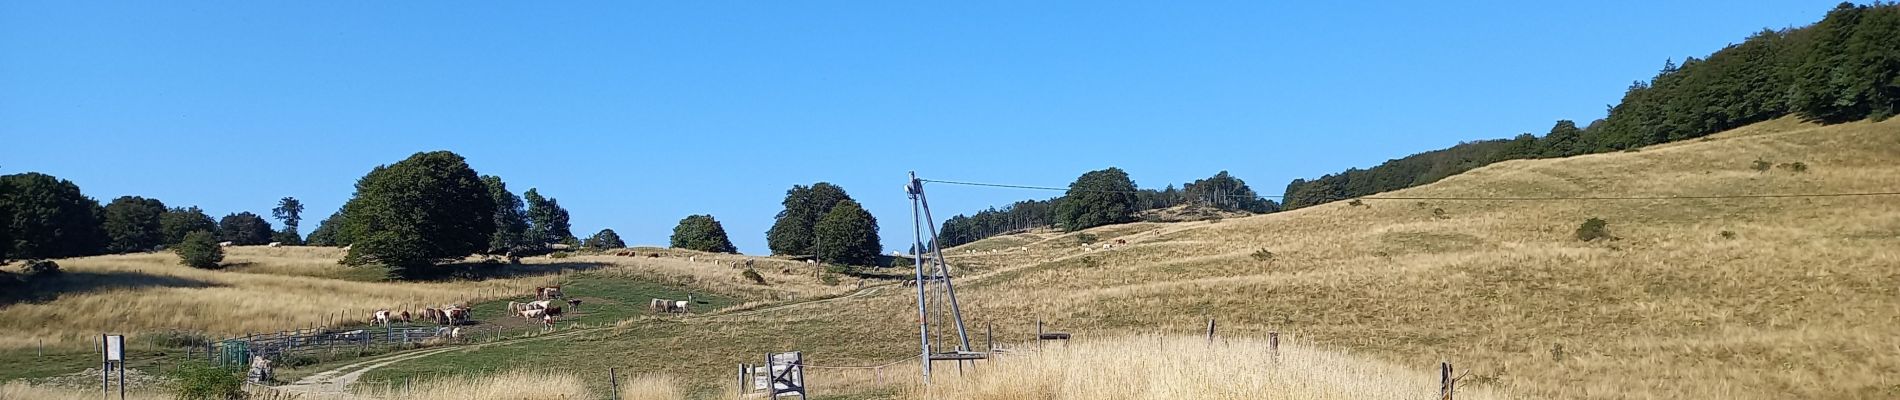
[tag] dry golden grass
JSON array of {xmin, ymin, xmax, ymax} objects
[
  {"xmin": 0, "ymin": 246, "xmax": 833, "ymax": 350},
  {"xmin": 355, "ymin": 369, "xmax": 593, "ymax": 400},
  {"xmin": 0, "ymin": 381, "xmax": 168, "ymax": 400},
  {"xmin": 921, "ymin": 116, "xmax": 1900, "ymax": 399},
  {"xmin": 617, "ymin": 373, "xmax": 687, "ymax": 400},
  {"xmin": 911, "ymin": 335, "xmax": 1500, "ymax": 400}
]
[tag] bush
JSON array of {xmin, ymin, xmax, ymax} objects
[
  {"xmin": 21, "ymin": 259, "xmax": 59, "ymax": 276},
  {"xmin": 1432, "ymin": 208, "xmax": 1449, "ymax": 219},
  {"xmin": 1575, "ymin": 218, "xmax": 1612, "ymax": 242},
  {"xmin": 741, "ymin": 269, "xmax": 766, "ymax": 285},
  {"xmin": 1076, "ymin": 233, "xmax": 1099, "ymax": 245},
  {"xmin": 1777, "ymin": 162, "xmax": 1809, "ymax": 172},
  {"xmin": 819, "ymin": 273, "xmax": 840, "ymax": 286},
  {"xmin": 1347, "ymin": 199, "xmax": 1366, "ymax": 207},
  {"xmin": 550, "ymin": 251, "xmax": 571, "ymax": 259},
  {"xmin": 168, "ymin": 360, "xmax": 246, "ymax": 400},
  {"xmin": 1750, "ymin": 159, "xmax": 1772, "ymax": 172},
  {"xmin": 1249, "ymin": 248, "xmax": 1274, "ymax": 261},
  {"xmin": 174, "ymin": 230, "xmax": 224, "ymax": 269},
  {"xmin": 1719, "ymin": 230, "xmax": 1738, "ymax": 239}
]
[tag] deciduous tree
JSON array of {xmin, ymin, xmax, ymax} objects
[
  {"xmin": 103, "ymin": 196, "xmax": 168, "ymax": 253},
  {"xmin": 339, "ymin": 151, "xmax": 497, "ymax": 279},
  {"xmin": 671, "ymin": 214, "xmax": 737, "ymax": 253},
  {"xmin": 813, "ymin": 200, "xmax": 879, "ymax": 266}
]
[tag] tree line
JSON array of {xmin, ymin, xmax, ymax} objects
[
  {"xmin": 1284, "ymin": 2, "xmax": 1900, "ymax": 209},
  {"xmin": 0, "ymin": 172, "xmax": 312, "ymax": 262},
  {"xmin": 935, "ymin": 169, "xmax": 1280, "ymax": 249}
]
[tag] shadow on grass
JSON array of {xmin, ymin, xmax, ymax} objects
[
  {"xmin": 0, "ymin": 270, "xmax": 224, "ymax": 305},
  {"xmin": 400, "ymin": 261, "xmax": 612, "ymax": 282}
]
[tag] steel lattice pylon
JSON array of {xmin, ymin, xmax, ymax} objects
[{"xmin": 906, "ymin": 172, "xmax": 985, "ymax": 384}]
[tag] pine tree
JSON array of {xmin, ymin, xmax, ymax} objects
[{"xmin": 271, "ymin": 197, "xmax": 304, "ymax": 245}]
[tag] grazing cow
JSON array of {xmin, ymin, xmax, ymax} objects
[
  {"xmin": 372, "ymin": 310, "xmax": 392, "ymax": 326},
  {"xmin": 519, "ymin": 309, "xmax": 546, "ymax": 319},
  {"xmin": 544, "ymin": 306, "xmax": 564, "ymax": 316},
  {"xmin": 267, "ymin": 242, "xmax": 282, "ymax": 248},
  {"xmin": 507, "ymin": 301, "xmax": 524, "ymax": 313},
  {"xmin": 444, "ymin": 308, "xmax": 469, "ymax": 325},
  {"xmin": 525, "ymin": 300, "xmax": 553, "ymax": 310},
  {"xmin": 422, "ymin": 308, "xmax": 444, "ymax": 324},
  {"xmin": 397, "ymin": 311, "xmax": 412, "ymax": 323},
  {"xmin": 1115, "ymin": 239, "xmax": 1127, "ymax": 245},
  {"xmin": 902, "ymin": 279, "xmax": 918, "ymax": 287},
  {"xmin": 219, "ymin": 241, "xmax": 234, "ymax": 247},
  {"xmin": 541, "ymin": 314, "xmax": 556, "ymax": 331},
  {"xmin": 535, "ymin": 286, "xmax": 564, "ymax": 300},
  {"xmin": 650, "ymin": 298, "xmax": 669, "ymax": 312},
  {"xmin": 647, "ymin": 253, "xmax": 660, "ymax": 258},
  {"xmin": 566, "ymin": 298, "xmax": 582, "ymax": 310},
  {"xmin": 671, "ymin": 300, "xmax": 690, "ymax": 315}
]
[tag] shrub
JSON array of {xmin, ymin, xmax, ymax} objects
[
  {"xmin": 1249, "ymin": 248, "xmax": 1274, "ymax": 261},
  {"xmin": 1347, "ymin": 199, "xmax": 1366, "ymax": 207},
  {"xmin": 549, "ymin": 251, "xmax": 571, "ymax": 259},
  {"xmin": 21, "ymin": 259, "xmax": 59, "ymax": 276},
  {"xmin": 741, "ymin": 269, "xmax": 766, "ymax": 285},
  {"xmin": 1431, "ymin": 208, "xmax": 1449, "ymax": 219},
  {"xmin": 1719, "ymin": 230, "xmax": 1738, "ymax": 239},
  {"xmin": 175, "ymin": 230, "xmax": 224, "ymax": 269},
  {"xmin": 1076, "ymin": 233, "xmax": 1099, "ymax": 245},
  {"xmin": 1777, "ymin": 162, "xmax": 1809, "ymax": 173},
  {"xmin": 1750, "ymin": 159, "xmax": 1772, "ymax": 172},
  {"xmin": 168, "ymin": 360, "xmax": 246, "ymax": 400},
  {"xmin": 1575, "ymin": 218, "xmax": 1612, "ymax": 242},
  {"xmin": 819, "ymin": 273, "xmax": 840, "ymax": 286}
]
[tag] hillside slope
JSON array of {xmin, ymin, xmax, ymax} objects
[{"xmin": 942, "ymin": 116, "xmax": 1900, "ymax": 399}]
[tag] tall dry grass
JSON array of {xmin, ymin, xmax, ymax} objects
[
  {"xmin": 0, "ymin": 381, "xmax": 168, "ymax": 400},
  {"xmin": 617, "ymin": 373, "xmax": 687, "ymax": 400},
  {"xmin": 920, "ymin": 116, "xmax": 1900, "ymax": 399},
  {"xmin": 355, "ymin": 369, "xmax": 592, "ymax": 400},
  {"xmin": 910, "ymin": 335, "xmax": 1500, "ymax": 400},
  {"xmin": 0, "ymin": 248, "xmax": 556, "ymax": 349}
]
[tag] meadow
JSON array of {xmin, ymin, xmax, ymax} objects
[{"xmin": 4, "ymin": 116, "xmax": 1896, "ymax": 399}]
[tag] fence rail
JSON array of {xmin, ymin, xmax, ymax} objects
[{"xmin": 191, "ymin": 323, "xmax": 498, "ymax": 367}]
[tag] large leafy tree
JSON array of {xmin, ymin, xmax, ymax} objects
[
  {"xmin": 483, "ymin": 176, "xmax": 530, "ymax": 254},
  {"xmin": 766, "ymin": 182, "xmax": 852, "ymax": 255},
  {"xmin": 160, "ymin": 206, "xmax": 218, "ymax": 246},
  {"xmin": 524, "ymin": 188, "xmax": 573, "ymax": 250},
  {"xmin": 671, "ymin": 214, "xmax": 738, "ymax": 253},
  {"xmin": 339, "ymin": 151, "xmax": 497, "ymax": 278},
  {"xmin": 0, "ymin": 172, "xmax": 106, "ymax": 259},
  {"xmin": 103, "ymin": 196, "xmax": 168, "ymax": 253},
  {"xmin": 304, "ymin": 210, "xmax": 347, "ymax": 247},
  {"xmin": 1054, "ymin": 167, "xmax": 1138, "ymax": 231},
  {"xmin": 218, "ymin": 212, "xmax": 274, "ymax": 245},
  {"xmin": 271, "ymin": 197, "xmax": 304, "ymax": 245},
  {"xmin": 813, "ymin": 199, "xmax": 880, "ymax": 265},
  {"xmin": 583, "ymin": 228, "xmax": 626, "ymax": 249}
]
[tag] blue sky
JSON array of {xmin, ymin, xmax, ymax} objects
[{"xmin": 0, "ymin": 1, "xmax": 1844, "ymax": 254}]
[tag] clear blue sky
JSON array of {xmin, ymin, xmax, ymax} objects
[{"xmin": 0, "ymin": 1, "xmax": 1843, "ymax": 254}]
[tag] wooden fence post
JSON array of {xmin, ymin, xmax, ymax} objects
[
  {"xmin": 1205, "ymin": 319, "xmax": 1216, "ymax": 343},
  {"xmin": 1440, "ymin": 361, "xmax": 1453, "ymax": 400},
  {"xmin": 608, "ymin": 367, "xmax": 619, "ymax": 400},
  {"xmin": 1268, "ymin": 331, "xmax": 1280, "ymax": 364}
]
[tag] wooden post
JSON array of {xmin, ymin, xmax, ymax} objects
[
  {"xmin": 608, "ymin": 367, "xmax": 619, "ymax": 400},
  {"xmin": 737, "ymin": 364, "xmax": 747, "ymax": 395},
  {"xmin": 986, "ymin": 323, "xmax": 994, "ymax": 353},
  {"xmin": 1205, "ymin": 319, "xmax": 1216, "ymax": 343},
  {"xmin": 1440, "ymin": 361, "xmax": 1453, "ymax": 400},
  {"xmin": 1268, "ymin": 331, "xmax": 1280, "ymax": 364}
]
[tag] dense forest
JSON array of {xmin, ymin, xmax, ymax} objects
[{"xmin": 1284, "ymin": 2, "xmax": 1900, "ymax": 209}]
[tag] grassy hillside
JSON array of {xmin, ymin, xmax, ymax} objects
[{"xmin": 943, "ymin": 116, "xmax": 1900, "ymax": 399}]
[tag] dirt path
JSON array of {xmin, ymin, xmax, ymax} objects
[{"xmin": 271, "ymin": 285, "xmax": 889, "ymax": 398}]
